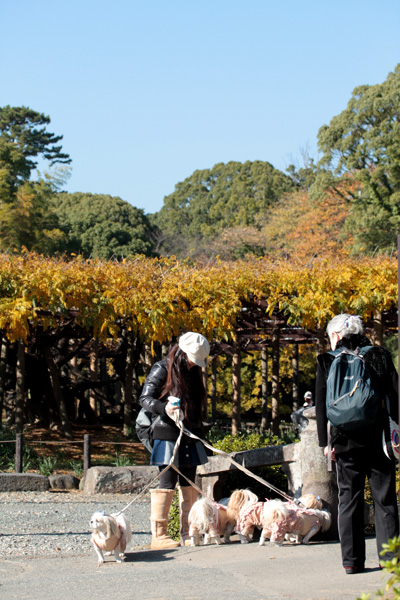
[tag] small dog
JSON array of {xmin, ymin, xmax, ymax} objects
[
  {"xmin": 90, "ymin": 511, "xmax": 132, "ymax": 565},
  {"xmin": 188, "ymin": 489, "xmax": 258, "ymax": 546},
  {"xmin": 284, "ymin": 494, "xmax": 324, "ymax": 543},
  {"xmin": 237, "ymin": 499, "xmax": 331, "ymax": 546}
]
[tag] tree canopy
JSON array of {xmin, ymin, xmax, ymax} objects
[
  {"xmin": 310, "ymin": 64, "xmax": 400, "ymax": 254},
  {"xmin": 153, "ymin": 160, "xmax": 294, "ymax": 258},
  {"xmin": 54, "ymin": 192, "xmax": 155, "ymax": 259},
  {"xmin": 0, "ymin": 106, "xmax": 71, "ymax": 253},
  {"xmin": 0, "ymin": 105, "xmax": 71, "ymax": 197}
]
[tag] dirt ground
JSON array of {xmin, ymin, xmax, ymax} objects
[{"xmin": 18, "ymin": 423, "xmax": 148, "ymax": 473}]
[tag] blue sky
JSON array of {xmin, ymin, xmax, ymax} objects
[{"xmin": 1, "ymin": 0, "xmax": 399, "ymax": 215}]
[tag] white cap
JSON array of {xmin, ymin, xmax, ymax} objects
[{"xmin": 178, "ymin": 332, "xmax": 210, "ymax": 368}]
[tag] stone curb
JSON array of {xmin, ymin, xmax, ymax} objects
[
  {"xmin": 0, "ymin": 466, "xmax": 159, "ymax": 494},
  {"xmin": 81, "ymin": 465, "xmax": 159, "ymax": 494},
  {"xmin": 0, "ymin": 473, "xmax": 50, "ymax": 491}
]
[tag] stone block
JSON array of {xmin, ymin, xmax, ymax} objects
[
  {"xmin": 0, "ymin": 473, "xmax": 50, "ymax": 492},
  {"xmin": 82, "ymin": 466, "xmax": 159, "ymax": 494},
  {"xmin": 49, "ymin": 474, "xmax": 80, "ymax": 490}
]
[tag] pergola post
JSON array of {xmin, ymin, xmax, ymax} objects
[
  {"xmin": 292, "ymin": 343, "xmax": 299, "ymax": 412},
  {"xmin": 261, "ymin": 347, "xmax": 269, "ymax": 431},
  {"xmin": 232, "ymin": 343, "xmax": 241, "ymax": 434},
  {"xmin": 271, "ymin": 328, "xmax": 280, "ymax": 436},
  {"xmin": 211, "ymin": 356, "xmax": 217, "ymax": 421}
]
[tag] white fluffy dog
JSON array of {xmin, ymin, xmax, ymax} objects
[
  {"xmin": 188, "ymin": 489, "xmax": 258, "ymax": 546},
  {"xmin": 90, "ymin": 511, "xmax": 132, "ymax": 565},
  {"xmin": 237, "ymin": 499, "xmax": 331, "ymax": 546}
]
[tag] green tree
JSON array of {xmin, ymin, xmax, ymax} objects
[
  {"xmin": 310, "ymin": 64, "xmax": 400, "ymax": 253},
  {"xmin": 54, "ymin": 192, "xmax": 155, "ymax": 259},
  {"xmin": 0, "ymin": 105, "xmax": 71, "ymax": 198},
  {"xmin": 0, "ymin": 178, "xmax": 66, "ymax": 253},
  {"xmin": 0, "ymin": 106, "xmax": 71, "ymax": 253},
  {"xmin": 154, "ymin": 160, "xmax": 293, "ymax": 258}
]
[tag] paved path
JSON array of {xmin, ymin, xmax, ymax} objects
[{"xmin": 0, "ymin": 536, "xmax": 389, "ymax": 600}]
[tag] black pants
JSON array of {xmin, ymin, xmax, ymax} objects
[
  {"xmin": 336, "ymin": 444, "xmax": 398, "ymax": 567},
  {"xmin": 158, "ymin": 466, "xmax": 197, "ymax": 489}
]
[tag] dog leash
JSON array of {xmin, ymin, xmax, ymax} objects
[
  {"xmin": 177, "ymin": 421, "xmax": 296, "ymax": 504},
  {"xmin": 114, "ymin": 414, "xmax": 294, "ymax": 515},
  {"xmin": 113, "ymin": 422, "xmax": 185, "ymax": 516}
]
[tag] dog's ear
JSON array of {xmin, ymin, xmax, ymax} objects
[{"xmin": 104, "ymin": 515, "xmax": 119, "ymax": 538}]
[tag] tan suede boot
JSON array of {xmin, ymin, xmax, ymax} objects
[
  {"xmin": 150, "ymin": 489, "xmax": 180, "ymax": 550},
  {"xmin": 179, "ymin": 486, "xmax": 199, "ymax": 546}
]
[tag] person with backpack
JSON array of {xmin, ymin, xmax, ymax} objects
[
  {"xmin": 315, "ymin": 314, "xmax": 399, "ymax": 574},
  {"xmin": 138, "ymin": 332, "xmax": 210, "ymax": 549}
]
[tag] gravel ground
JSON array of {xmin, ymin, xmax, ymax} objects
[{"xmin": 0, "ymin": 491, "xmax": 152, "ymax": 559}]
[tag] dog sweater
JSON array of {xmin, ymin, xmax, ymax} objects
[
  {"xmin": 269, "ymin": 508, "xmax": 321, "ymax": 543},
  {"xmin": 92, "ymin": 523, "xmax": 124, "ymax": 552}
]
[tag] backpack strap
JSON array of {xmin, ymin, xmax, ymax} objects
[{"xmin": 357, "ymin": 345, "xmax": 374, "ymax": 358}]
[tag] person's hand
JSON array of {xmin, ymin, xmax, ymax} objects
[
  {"xmin": 165, "ymin": 397, "xmax": 184, "ymax": 423},
  {"xmin": 323, "ymin": 446, "xmax": 336, "ymax": 460}
]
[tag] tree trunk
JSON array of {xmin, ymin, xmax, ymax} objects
[
  {"xmin": 201, "ymin": 366, "xmax": 208, "ymax": 421},
  {"xmin": 232, "ymin": 345, "xmax": 241, "ymax": 434},
  {"xmin": 15, "ymin": 340, "xmax": 25, "ymax": 433},
  {"xmin": 89, "ymin": 338, "xmax": 98, "ymax": 415},
  {"xmin": 292, "ymin": 344, "xmax": 299, "ymax": 412},
  {"xmin": 271, "ymin": 329, "xmax": 280, "ymax": 436},
  {"xmin": 211, "ymin": 356, "xmax": 217, "ymax": 422},
  {"xmin": 69, "ymin": 346, "xmax": 79, "ymax": 420},
  {"xmin": 0, "ymin": 334, "xmax": 8, "ymax": 428},
  {"xmin": 316, "ymin": 326, "xmax": 325, "ymax": 355},
  {"xmin": 44, "ymin": 346, "xmax": 73, "ymax": 438},
  {"xmin": 122, "ymin": 332, "xmax": 134, "ymax": 436},
  {"xmin": 373, "ymin": 311, "xmax": 383, "ymax": 346},
  {"xmin": 261, "ymin": 347, "xmax": 269, "ymax": 431},
  {"xmin": 142, "ymin": 344, "xmax": 154, "ymax": 376}
]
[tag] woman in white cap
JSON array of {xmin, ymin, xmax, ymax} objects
[{"xmin": 139, "ymin": 331, "xmax": 210, "ymax": 549}]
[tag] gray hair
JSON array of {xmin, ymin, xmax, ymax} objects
[{"xmin": 326, "ymin": 314, "xmax": 363, "ymax": 339}]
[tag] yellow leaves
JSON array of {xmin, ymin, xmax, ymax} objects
[{"xmin": 0, "ymin": 252, "xmax": 397, "ymax": 344}]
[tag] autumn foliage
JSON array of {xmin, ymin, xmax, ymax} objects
[{"xmin": 0, "ymin": 252, "xmax": 396, "ymax": 345}]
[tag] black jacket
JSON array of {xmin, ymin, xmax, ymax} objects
[
  {"xmin": 138, "ymin": 359, "xmax": 203, "ymax": 444},
  {"xmin": 315, "ymin": 334, "xmax": 398, "ymax": 453}
]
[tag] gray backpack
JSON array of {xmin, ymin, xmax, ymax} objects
[{"xmin": 326, "ymin": 346, "xmax": 380, "ymax": 431}]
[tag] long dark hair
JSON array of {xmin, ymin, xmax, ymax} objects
[{"xmin": 160, "ymin": 345, "xmax": 206, "ymax": 424}]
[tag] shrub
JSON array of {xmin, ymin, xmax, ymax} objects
[
  {"xmin": 69, "ymin": 460, "xmax": 83, "ymax": 478},
  {"xmin": 38, "ymin": 456, "xmax": 59, "ymax": 477},
  {"xmin": 0, "ymin": 428, "xmax": 40, "ymax": 472},
  {"xmin": 167, "ymin": 490, "xmax": 180, "ymax": 542},
  {"xmin": 357, "ymin": 535, "xmax": 400, "ymax": 599}
]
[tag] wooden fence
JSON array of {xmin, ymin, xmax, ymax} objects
[{"xmin": 0, "ymin": 433, "xmax": 142, "ymax": 476}]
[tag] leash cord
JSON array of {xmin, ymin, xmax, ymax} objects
[{"xmin": 114, "ymin": 416, "xmax": 293, "ymax": 516}]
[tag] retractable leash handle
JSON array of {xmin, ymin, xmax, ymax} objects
[
  {"xmin": 166, "ymin": 396, "xmax": 184, "ymax": 424},
  {"xmin": 169, "ymin": 396, "xmax": 181, "ymax": 407}
]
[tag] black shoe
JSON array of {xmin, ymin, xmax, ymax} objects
[{"xmin": 344, "ymin": 566, "xmax": 364, "ymax": 574}]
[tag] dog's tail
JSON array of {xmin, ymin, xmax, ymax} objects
[
  {"xmin": 262, "ymin": 500, "xmax": 289, "ymax": 526},
  {"xmin": 317, "ymin": 509, "xmax": 332, "ymax": 532}
]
